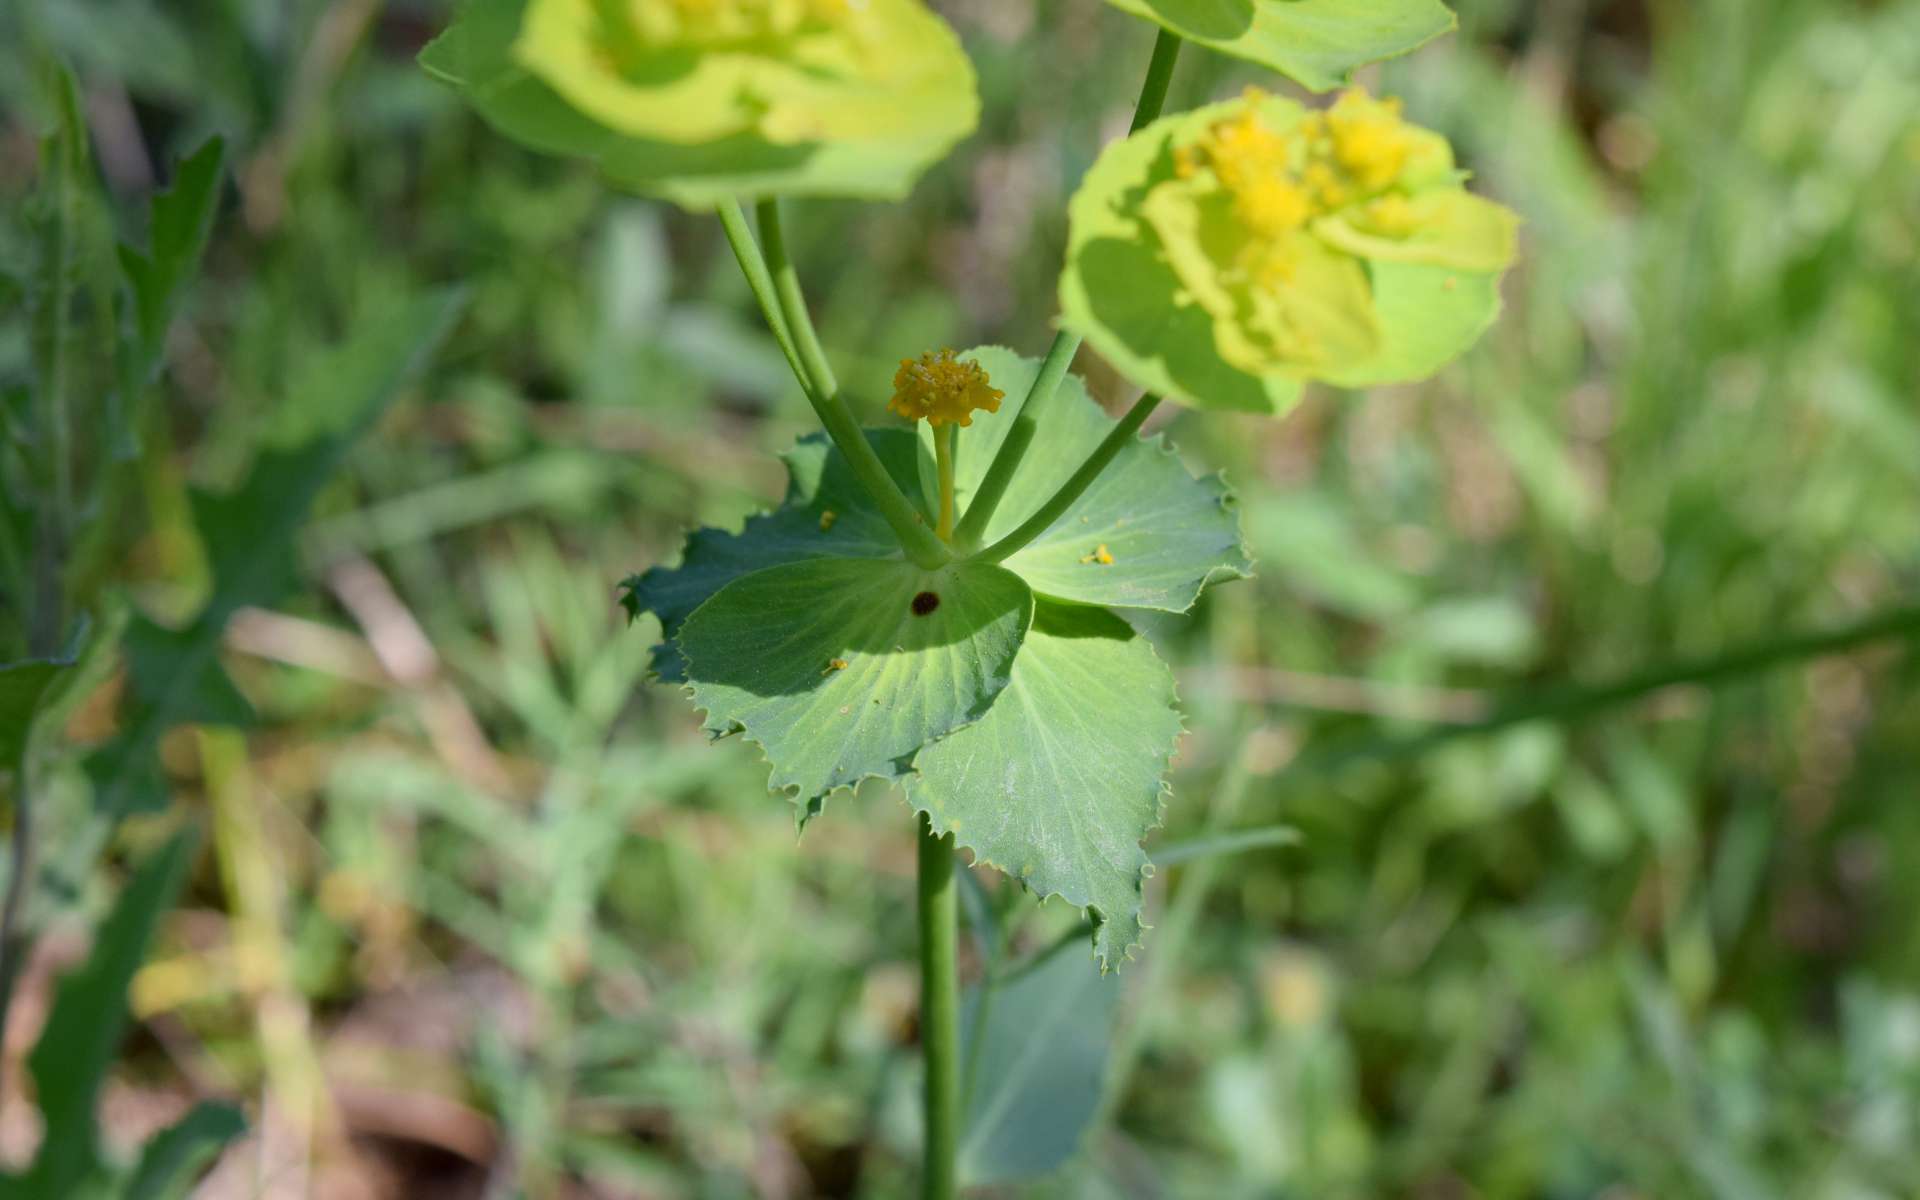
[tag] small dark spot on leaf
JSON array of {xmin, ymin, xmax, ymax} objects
[{"xmin": 911, "ymin": 591, "xmax": 940, "ymax": 616}]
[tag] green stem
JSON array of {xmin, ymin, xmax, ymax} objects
[
  {"xmin": 757, "ymin": 198, "xmax": 838, "ymax": 397},
  {"xmin": 0, "ymin": 745, "xmax": 36, "ymax": 1076},
  {"xmin": 29, "ymin": 69, "xmax": 81, "ymax": 657},
  {"xmin": 973, "ymin": 393, "xmax": 1162, "ymax": 565},
  {"xmin": 952, "ymin": 28, "xmax": 1182, "ymax": 549},
  {"xmin": 917, "ymin": 813, "xmax": 960, "ymax": 1200},
  {"xmin": 950, "ymin": 329, "xmax": 1077, "ymax": 551},
  {"xmin": 716, "ymin": 201, "xmax": 810, "ymax": 396},
  {"xmin": 934, "ymin": 423, "xmax": 955, "ymax": 542},
  {"xmin": 715, "ymin": 201, "xmax": 950, "ymax": 569},
  {"xmin": 1126, "ymin": 26, "xmax": 1185, "ymax": 136}
]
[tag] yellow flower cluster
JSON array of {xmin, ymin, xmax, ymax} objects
[
  {"xmin": 1175, "ymin": 87, "xmax": 1426, "ymax": 284},
  {"xmin": 888, "ymin": 349, "xmax": 1005, "ymax": 428},
  {"xmin": 626, "ymin": 0, "xmax": 852, "ymax": 44}
]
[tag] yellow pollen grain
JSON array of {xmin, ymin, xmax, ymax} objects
[
  {"xmin": 1080, "ymin": 543, "xmax": 1114, "ymax": 565},
  {"xmin": 824, "ymin": 658, "xmax": 849, "ymax": 673},
  {"xmin": 819, "ymin": 509, "xmax": 837, "ymax": 531}
]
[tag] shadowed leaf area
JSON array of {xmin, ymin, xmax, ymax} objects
[{"xmin": 676, "ymin": 555, "xmax": 1034, "ymax": 807}]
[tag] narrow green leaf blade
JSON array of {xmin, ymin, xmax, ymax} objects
[
  {"xmin": 22, "ymin": 831, "xmax": 197, "ymax": 1197},
  {"xmin": 121, "ymin": 1102, "xmax": 245, "ymax": 1200},
  {"xmin": 909, "ymin": 603, "xmax": 1181, "ymax": 967},
  {"xmin": 676, "ymin": 556, "xmax": 1033, "ymax": 809},
  {"xmin": 91, "ymin": 288, "xmax": 466, "ymax": 818},
  {"xmin": 1153, "ymin": 824, "xmax": 1302, "ymax": 867},
  {"xmin": 950, "ymin": 347, "xmax": 1249, "ymax": 612},
  {"xmin": 0, "ymin": 658, "xmax": 71, "ymax": 763},
  {"xmin": 1101, "ymin": 0, "xmax": 1455, "ymax": 92},
  {"xmin": 118, "ymin": 138, "xmax": 224, "ymax": 390},
  {"xmin": 958, "ymin": 934, "xmax": 1121, "ymax": 1185}
]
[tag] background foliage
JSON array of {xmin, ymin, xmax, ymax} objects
[{"xmin": 2, "ymin": 0, "xmax": 1918, "ymax": 1196}]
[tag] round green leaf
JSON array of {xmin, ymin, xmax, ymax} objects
[
  {"xmin": 677, "ymin": 556, "xmax": 1033, "ymax": 810},
  {"xmin": 420, "ymin": 0, "xmax": 979, "ymax": 205},
  {"xmin": 908, "ymin": 603, "xmax": 1182, "ymax": 968},
  {"xmin": 1100, "ymin": 0, "xmax": 1455, "ymax": 92},
  {"xmin": 938, "ymin": 346, "xmax": 1249, "ymax": 612}
]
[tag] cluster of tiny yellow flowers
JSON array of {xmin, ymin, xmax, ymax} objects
[
  {"xmin": 631, "ymin": 0, "xmax": 850, "ymax": 43},
  {"xmin": 1175, "ymin": 87, "xmax": 1422, "ymax": 280},
  {"xmin": 888, "ymin": 349, "xmax": 1004, "ymax": 428}
]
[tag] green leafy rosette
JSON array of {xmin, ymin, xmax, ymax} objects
[
  {"xmin": 1100, "ymin": 0, "xmax": 1456, "ymax": 92},
  {"xmin": 623, "ymin": 347, "xmax": 1249, "ymax": 965},
  {"xmin": 1061, "ymin": 87, "xmax": 1519, "ymax": 415},
  {"xmin": 421, "ymin": 0, "xmax": 980, "ymax": 205}
]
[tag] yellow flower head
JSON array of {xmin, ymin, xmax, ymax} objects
[
  {"xmin": 500, "ymin": 0, "xmax": 978, "ymax": 195},
  {"xmin": 1325, "ymin": 90, "xmax": 1415, "ymax": 191},
  {"xmin": 1131, "ymin": 87, "xmax": 1515, "ymax": 382},
  {"xmin": 1061, "ymin": 82, "xmax": 1521, "ymax": 409},
  {"xmin": 625, "ymin": 0, "xmax": 853, "ymax": 45},
  {"xmin": 1180, "ymin": 87, "xmax": 1425, "ymax": 248},
  {"xmin": 888, "ymin": 349, "xmax": 1005, "ymax": 428}
]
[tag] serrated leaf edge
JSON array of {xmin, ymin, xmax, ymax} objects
[{"xmin": 903, "ymin": 627, "xmax": 1186, "ymax": 971}]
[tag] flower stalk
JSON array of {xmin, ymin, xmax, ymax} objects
[
  {"xmin": 917, "ymin": 813, "xmax": 960, "ymax": 1200},
  {"xmin": 715, "ymin": 201, "xmax": 952, "ymax": 569},
  {"xmin": 934, "ymin": 423, "xmax": 956, "ymax": 541},
  {"xmin": 953, "ymin": 27, "xmax": 1183, "ymax": 549},
  {"xmin": 975, "ymin": 393, "xmax": 1163, "ymax": 565}
]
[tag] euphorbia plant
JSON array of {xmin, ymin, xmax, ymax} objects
[{"xmin": 424, "ymin": 0, "xmax": 1514, "ymax": 1190}]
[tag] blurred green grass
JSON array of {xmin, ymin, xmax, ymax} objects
[{"xmin": 4, "ymin": 0, "xmax": 1919, "ymax": 1195}]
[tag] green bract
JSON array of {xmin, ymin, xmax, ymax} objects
[
  {"xmin": 1099, "ymin": 0, "xmax": 1456, "ymax": 92},
  {"xmin": 910, "ymin": 603, "xmax": 1180, "ymax": 967},
  {"xmin": 420, "ymin": 0, "xmax": 979, "ymax": 205},
  {"xmin": 933, "ymin": 347, "xmax": 1251, "ymax": 611},
  {"xmin": 623, "ymin": 347, "xmax": 1247, "ymax": 964},
  {"xmin": 1061, "ymin": 88, "xmax": 1520, "ymax": 414}
]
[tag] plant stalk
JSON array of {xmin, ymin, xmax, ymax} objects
[
  {"xmin": 951, "ymin": 28, "xmax": 1183, "ymax": 548},
  {"xmin": 917, "ymin": 813, "xmax": 960, "ymax": 1200},
  {"xmin": 950, "ymin": 330, "xmax": 1077, "ymax": 551},
  {"xmin": 974, "ymin": 393, "xmax": 1162, "ymax": 565},
  {"xmin": 0, "ymin": 747, "xmax": 36, "ymax": 1073},
  {"xmin": 715, "ymin": 201, "xmax": 950, "ymax": 569},
  {"xmin": 1127, "ymin": 27, "xmax": 1185, "ymax": 135},
  {"xmin": 757, "ymin": 199, "xmax": 838, "ymax": 398},
  {"xmin": 934, "ymin": 423, "xmax": 956, "ymax": 541}
]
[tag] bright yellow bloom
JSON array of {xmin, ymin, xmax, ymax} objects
[
  {"xmin": 888, "ymin": 349, "xmax": 1005, "ymax": 428},
  {"xmin": 1178, "ymin": 87, "xmax": 1427, "ymax": 257},
  {"xmin": 1139, "ymin": 86, "xmax": 1513, "ymax": 378},
  {"xmin": 1325, "ymin": 91, "xmax": 1414, "ymax": 191},
  {"xmin": 626, "ymin": 0, "xmax": 854, "ymax": 46},
  {"xmin": 502, "ymin": 0, "xmax": 978, "ymax": 189},
  {"xmin": 1060, "ymin": 83, "xmax": 1521, "ymax": 411}
]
